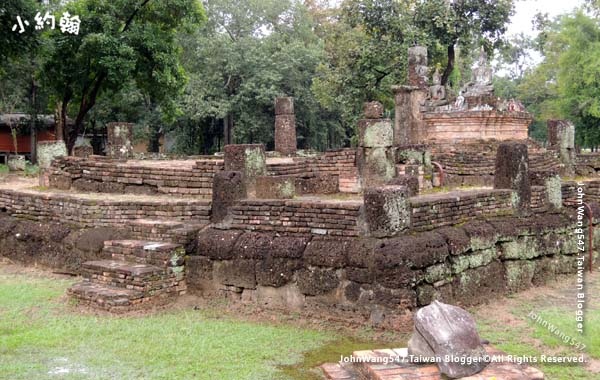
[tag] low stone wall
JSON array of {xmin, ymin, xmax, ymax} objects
[
  {"xmin": 48, "ymin": 156, "xmax": 223, "ymax": 196},
  {"xmin": 562, "ymin": 179, "xmax": 600, "ymax": 206},
  {"xmin": 0, "ymin": 189, "xmax": 211, "ymax": 227},
  {"xmin": 431, "ymin": 142, "xmax": 562, "ymax": 187},
  {"xmin": 230, "ymin": 199, "xmax": 363, "ymax": 237},
  {"xmin": 188, "ymin": 211, "xmax": 594, "ymax": 328},
  {"xmin": 409, "ymin": 190, "xmax": 513, "ymax": 230},
  {"xmin": 575, "ymin": 153, "xmax": 600, "ymax": 176},
  {"xmin": 267, "ymin": 149, "xmax": 359, "ymax": 193}
]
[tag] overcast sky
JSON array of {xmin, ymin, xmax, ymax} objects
[{"xmin": 508, "ymin": 0, "xmax": 585, "ymax": 37}]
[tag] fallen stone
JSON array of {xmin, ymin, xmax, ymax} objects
[{"xmin": 408, "ymin": 300, "xmax": 488, "ymax": 378}]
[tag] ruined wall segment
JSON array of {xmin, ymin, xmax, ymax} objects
[
  {"xmin": 187, "ymin": 212, "xmax": 592, "ymax": 328},
  {"xmin": 0, "ymin": 189, "xmax": 211, "ymax": 227}
]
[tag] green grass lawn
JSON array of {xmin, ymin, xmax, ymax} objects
[
  {"xmin": 474, "ymin": 272, "xmax": 600, "ymax": 380},
  {"xmin": 0, "ymin": 268, "xmax": 405, "ymax": 380},
  {"xmin": 1, "ymin": 265, "xmax": 598, "ymax": 380}
]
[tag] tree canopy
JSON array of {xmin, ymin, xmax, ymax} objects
[{"xmin": 1, "ymin": 0, "xmax": 534, "ymax": 155}]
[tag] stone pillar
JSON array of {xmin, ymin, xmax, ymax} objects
[
  {"xmin": 363, "ymin": 185, "xmax": 410, "ymax": 237},
  {"xmin": 391, "ymin": 85, "xmax": 427, "ymax": 146},
  {"xmin": 547, "ymin": 119, "xmax": 575, "ymax": 174},
  {"xmin": 392, "ymin": 46, "xmax": 429, "ymax": 146},
  {"xmin": 36, "ymin": 140, "xmax": 67, "ymax": 169},
  {"xmin": 106, "ymin": 122, "xmax": 134, "ymax": 159},
  {"xmin": 223, "ymin": 144, "xmax": 267, "ymax": 197},
  {"xmin": 274, "ymin": 97, "xmax": 297, "ymax": 156},
  {"xmin": 494, "ymin": 142, "xmax": 531, "ymax": 212},
  {"xmin": 211, "ymin": 171, "xmax": 246, "ymax": 224},
  {"xmin": 357, "ymin": 101, "xmax": 396, "ymax": 189},
  {"xmin": 408, "ymin": 46, "xmax": 429, "ymax": 88}
]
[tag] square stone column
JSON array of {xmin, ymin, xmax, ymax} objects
[
  {"xmin": 547, "ymin": 119, "xmax": 575, "ymax": 174},
  {"xmin": 363, "ymin": 185, "xmax": 410, "ymax": 237},
  {"xmin": 357, "ymin": 102, "xmax": 396, "ymax": 189},
  {"xmin": 106, "ymin": 122, "xmax": 134, "ymax": 159},
  {"xmin": 494, "ymin": 142, "xmax": 531, "ymax": 212},
  {"xmin": 408, "ymin": 46, "xmax": 429, "ymax": 89},
  {"xmin": 211, "ymin": 171, "xmax": 246, "ymax": 224},
  {"xmin": 392, "ymin": 86, "xmax": 427, "ymax": 146},
  {"xmin": 224, "ymin": 144, "xmax": 267, "ymax": 196},
  {"xmin": 274, "ymin": 97, "xmax": 297, "ymax": 156}
]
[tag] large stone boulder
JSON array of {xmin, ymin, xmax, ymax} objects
[{"xmin": 408, "ymin": 300, "xmax": 488, "ymax": 378}]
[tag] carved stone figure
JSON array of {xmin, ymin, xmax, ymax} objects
[
  {"xmin": 429, "ymin": 68, "xmax": 446, "ymax": 101},
  {"xmin": 462, "ymin": 47, "xmax": 494, "ymax": 97},
  {"xmin": 454, "ymin": 92, "xmax": 465, "ymax": 110}
]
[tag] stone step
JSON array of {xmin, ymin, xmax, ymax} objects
[
  {"xmin": 83, "ymin": 260, "xmax": 165, "ymax": 278},
  {"xmin": 67, "ymin": 281, "xmax": 181, "ymax": 313},
  {"xmin": 81, "ymin": 260, "xmax": 182, "ymax": 293},
  {"xmin": 103, "ymin": 239, "xmax": 184, "ymax": 267},
  {"xmin": 68, "ymin": 281, "xmax": 144, "ymax": 312},
  {"xmin": 127, "ymin": 220, "xmax": 205, "ymax": 251}
]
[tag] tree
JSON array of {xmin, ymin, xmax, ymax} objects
[
  {"xmin": 312, "ymin": 0, "xmax": 413, "ymax": 145},
  {"xmin": 414, "ymin": 0, "xmax": 514, "ymax": 85},
  {"xmin": 0, "ymin": 0, "xmax": 39, "ymax": 64},
  {"xmin": 177, "ymin": 0, "xmax": 329, "ymax": 152},
  {"xmin": 41, "ymin": 0, "xmax": 205, "ymax": 153}
]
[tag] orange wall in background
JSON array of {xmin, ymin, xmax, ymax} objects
[{"xmin": 0, "ymin": 129, "xmax": 56, "ymax": 153}]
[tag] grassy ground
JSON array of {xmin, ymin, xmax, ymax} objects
[
  {"xmin": 0, "ymin": 263, "xmax": 405, "ymax": 380},
  {"xmin": 473, "ymin": 271, "xmax": 600, "ymax": 379},
  {"xmin": 0, "ymin": 262, "xmax": 598, "ymax": 379}
]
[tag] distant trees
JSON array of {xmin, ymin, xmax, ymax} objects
[
  {"xmin": 502, "ymin": 10, "xmax": 600, "ymax": 148},
  {"xmin": 40, "ymin": 0, "xmax": 204, "ymax": 153},
  {"xmin": 11, "ymin": 0, "xmax": 580, "ymax": 154}
]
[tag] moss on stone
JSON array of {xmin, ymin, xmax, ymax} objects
[
  {"xmin": 505, "ymin": 260, "xmax": 536, "ymax": 292},
  {"xmin": 424, "ymin": 263, "xmax": 451, "ymax": 283},
  {"xmin": 244, "ymin": 147, "xmax": 267, "ymax": 177},
  {"xmin": 500, "ymin": 237, "xmax": 540, "ymax": 260}
]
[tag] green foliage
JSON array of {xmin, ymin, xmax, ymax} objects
[
  {"xmin": 414, "ymin": 0, "xmax": 514, "ymax": 84},
  {"xmin": 0, "ymin": 0, "xmax": 40, "ymax": 64},
  {"xmin": 175, "ymin": 0, "xmax": 335, "ymax": 153},
  {"xmin": 514, "ymin": 10, "xmax": 600, "ymax": 147},
  {"xmin": 40, "ymin": 0, "xmax": 205, "ymax": 152}
]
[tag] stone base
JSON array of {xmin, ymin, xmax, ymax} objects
[{"xmin": 321, "ymin": 346, "xmax": 544, "ymax": 380}]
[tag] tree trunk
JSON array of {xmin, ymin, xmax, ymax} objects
[
  {"xmin": 54, "ymin": 102, "xmax": 64, "ymax": 143},
  {"xmin": 29, "ymin": 78, "xmax": 37, "ymax": 164},
  {"xmin": 441, "ymin": 44, "xmax": 456, "ymax": 86},
  {"xmin": 223, "ymin": 113, "xmax": 234, "ymax": 146}
]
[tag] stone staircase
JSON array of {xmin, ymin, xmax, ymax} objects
[
  {"xmin": 321, "ymin": 347, "xmax": 544, "ymax": 380},
  {"xmin": 68, "ymin": 240, "xmax": 187, "ymax": 312},
  {"xmin": 68, "ymin": 217, "xmax": 207, "ymax": 312}
]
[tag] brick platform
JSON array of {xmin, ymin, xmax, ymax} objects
[
  {"xmin": 49, "ymin": 156, "xmax": 222, "ymax": 196},
  {"xmin": 0, "ymin": 188, "xmax": 211, "ymax": 227},
  {"xmin": 321, "ymin": 346, "xmax": 544, "ymax": 380}
]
